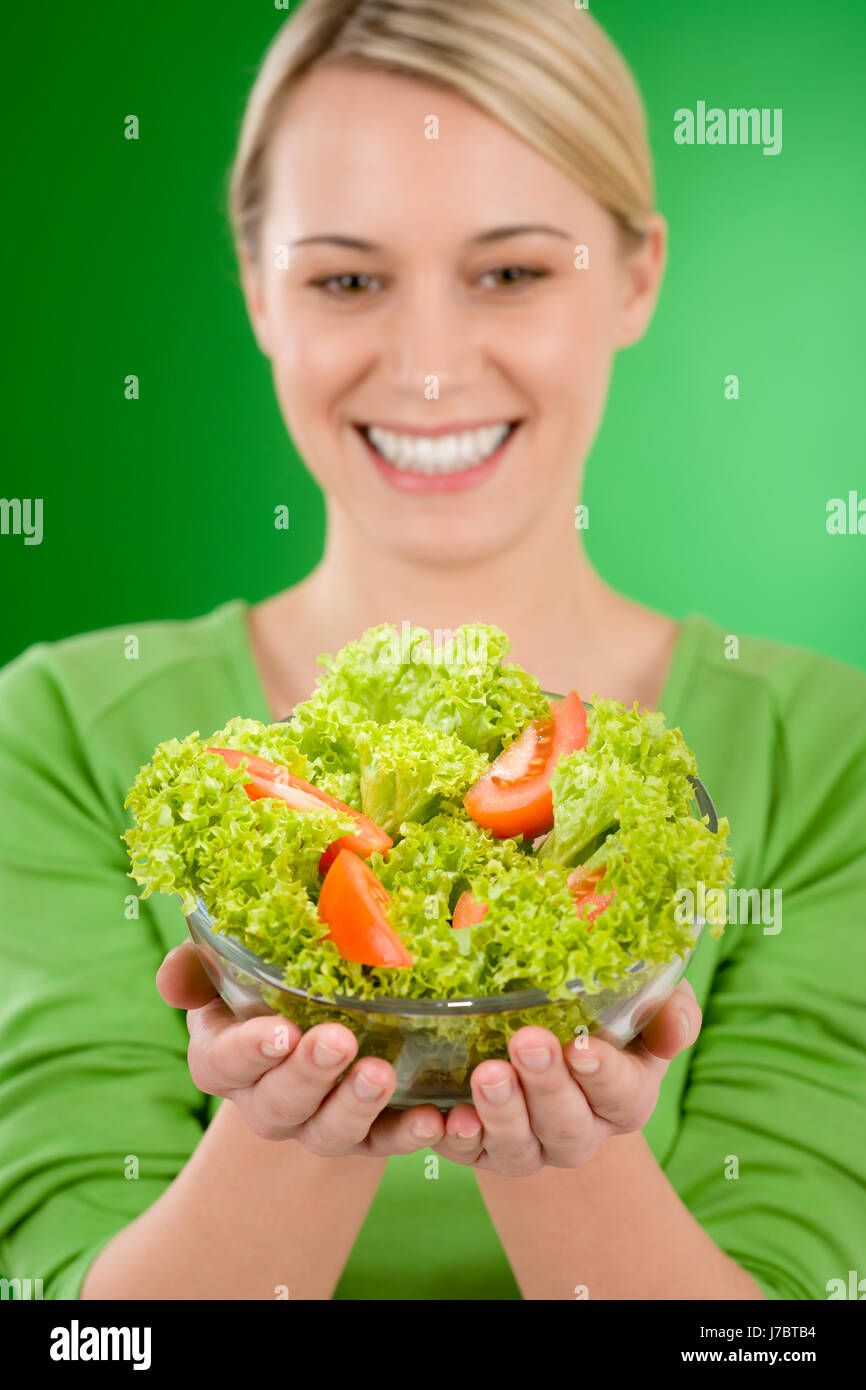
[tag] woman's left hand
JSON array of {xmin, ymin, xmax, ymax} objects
[{"xmin": 433, "ymin": 979, "xmax": 701, "ymax": 1175}]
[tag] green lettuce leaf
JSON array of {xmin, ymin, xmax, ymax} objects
[
  {"xmin": 573, "ymin": 808, "xmax": 735, "ymax": 963},
  {"xmin": 355, "ymin": 718, "xmax": 487, "ymax": 836},
  {"xmin": 355, "ymin": 888, "xmax": 487, "ymax": 998},
  {"xmin": 276, "ymin": 699, "xmax": 364, "ymax": 808},
  {"xmin": 301, "ymin": 621, "xmax": 551, "ymax": 758},
  {"xmin": 536, "ymin": 694, "xmax": 698, "ymax": 868},
  {"xmin": 122, "ymin": 669, "xmax": 733, "ymax": 1009},
  {"xmin": 207, "ymin": 716, "xmax": 311, "ymax": 776},
  {"xmin": 460, "ymin": 859, "xmax": 591, "ymax": 998},
  {"xmin": 369, "ymin": 803, "xmax": 527, "ymax": 903},
  {"xmin": 124, "ymin": 722, "xmax": 357, "ymax": 903}
]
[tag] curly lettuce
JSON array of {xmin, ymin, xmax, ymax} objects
[
  {"xmin": 578, "ymin": 810, "xmax": 734, "ymax": 954},
  {"xmin": 301, "ymin": 621, "xmax": 551, "ymax": 758},
  {"xmin": 276, "ymin": 699, "xmax": 364, "ymax": 807},
  {"xmin": 124, "ymin": 721, "xmax": 357, "ymax": 907},
  {"xmin": 206, "ymin": 716, "xmax": 313, "ymax": 776},
  {"xmin": 536, "ymin": 693, "xmax": 698, "ymax": 868},
  {"xmin": 369, "ymin": 803, "xmax": 527, "ymax": 903},
  {"xmin": 355, "ymin": 718, "xmax": 487, "ymax": 836},
  {"xmin": 122, "ymin": 641, "xmax": 733, "ymax": 1008}
]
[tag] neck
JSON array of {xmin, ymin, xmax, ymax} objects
[
  {"xmin": 303, "ymin": 485, "xmax": 615, "ymax": 681},
  {"xmin": 252, "ymin": 476, "xmax": 677, "ymax": 714}
]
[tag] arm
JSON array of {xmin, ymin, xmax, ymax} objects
[
  {"xmin": 0, "ymin": 647, "xmax": 440, "ymax": 1300},
  {"xmin": 429, "ymin": 981, "xmax": 766, "ymax": 1299},
  {"xmin": 81, "ymin": 940, "xmax": 445, "ymax": 1300},
  {"xmin": 475, "ymin": 1132, "xmax": 765, "ymax": 1300},
  {"xmin": 448, "ymin": 678, "xmax": 866, "ymax": 1301},
  {"xmin": 81, "ymin": 1101, "xmax": 385, "ymax": 1300}
]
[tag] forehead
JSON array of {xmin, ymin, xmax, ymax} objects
[{"xmin": 263, "ymin": 63, "xmax": 590, "ymax": 234}]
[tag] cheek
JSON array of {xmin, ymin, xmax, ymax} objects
[
  {"xmin": 268, "ymin": 313, "xmax": 363, "ymax": 436},
  {"xmin": 260, "ymin": 270, "xmax": 359, "ymax": 395},
  {"xmin": 506, "ymin": 288, "xmax": 617, "ymax": 420}
]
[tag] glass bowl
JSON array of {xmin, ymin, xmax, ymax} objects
[
  {"xmin": 185, "ymin": 695, "xmax": 719, "ymax": 1109},
  {"xmin": 186, "ymin": 900, "xmax": 705, "ymax": 1110}
]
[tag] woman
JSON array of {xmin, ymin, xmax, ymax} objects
[{"xmin": 1, "ymin": 0, "xmax": 864, "ymax": 1302}]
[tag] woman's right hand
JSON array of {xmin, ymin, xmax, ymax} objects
[{"xmin": 156, "ymin": 940, "xmax": 446, "ymax": 1157}]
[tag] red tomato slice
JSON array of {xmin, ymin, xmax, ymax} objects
[
  {"xmin": 451, "ymin": 889, "xmax": 488, "ymax": 930},
  {"xmin": 242, "ymin": 772, "xmax": 331, "ymax": 813},
  {"xmin": 206, "ymin": 747, "xmax": 291, "ymax": 783},
  {"xmin": 208, "ymin": 747, "xmax": 393, "ymax": 869},
  {"xmin": 463, "ymin": 691, "xmax": 587, "ymax": 839},
  {"xmin": 317, "ymin": 849, "xmax": 414, "ymax": 968},
  {"xmin": 578, "ymin": 892, "xmax": 615, "ymax": 927},
  {"xmin": 567, "ymin": 864, "xmax": 615, "ymax": 930},
  {"xmin": 566, "ymin": 864, "xmax": 608, "ymax": 896}
]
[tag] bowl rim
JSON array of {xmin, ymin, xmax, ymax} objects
[
  {"xmin": 185, "ymin": 898, "xmax": 703, "ymax": 1016},
  {"xmin": 184, "ymin": 692, "xmax": 715, "ymax": 1018}
]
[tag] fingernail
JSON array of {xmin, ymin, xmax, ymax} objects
[
  {"xmin": 313, "ymin": 1040, "xmax": 349, "ymax": 1068},
  {"xmin": 517, "ymin": 1045, "xmax": 550, "ymax": 1071},
  {"xmin": 260, "ymin": 1041, "xmax": 287, "ymax": 1058},
  {"xmin": 480, "ymin": 1076, "xmax": 511, "ymax": 1105},
  {"xmin": 569, "ymin": 1053, "xmax": 600, "ymax": 1075},
  {"xmin": 352, "ymin": 1071, "xmax": 384, "ymax": 1100},
  {"xmin": 412, "ymin": 1120, "xmax": 439, "ymax": 1140},
  {"xmin": 679, "ymin": 1010, "xmax": 691, "ymax": 1044},
  {"xmin": 455, "ymin": 1126, "xmax": 481, "ymax": 1141}
]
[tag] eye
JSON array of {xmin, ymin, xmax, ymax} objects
[
  {"xmin": 478, "ymin": 266, "xmax": 549, "ymax": 289},
  {"xmin": 310, "ymin": 272, "xmax": 383, "ymax": 297}
]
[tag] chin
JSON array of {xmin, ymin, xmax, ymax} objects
[{"xmin": 377, "ymin": 512, "xmax": 526, "ymax": 570}]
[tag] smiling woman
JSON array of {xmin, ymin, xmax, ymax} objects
[
  {"xmin": 1, "ymin": 0, "xmax": 865, "ymax": 1308},
  {"xmin": 227, "ymin": 0, "xmax": 665, "ymax": 576}
]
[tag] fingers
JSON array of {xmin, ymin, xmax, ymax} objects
[
  {"xmin": 157, "ymin": 940, "xmax": 218, "ymax": 1009},
  {"xmin": 434, "ymin": 1103, "xmax": 485, "ymax": 1166},
  {"xmin": 241, "ymin": 1022, "xmax": 361, "ymax": 1140},
  {"xmin": 187, "ymin": 1002, "xmax": 303, "ymax": 1094},
  {"xmin": 361, "ymin": 1102, "xmax": 446, "ymax": 1158},
  {"xmin": 293, "ymin": 1053, "xmax": 406, "ymax": 1155},
  {"xmin": 556, "ymin": 980, "xmax": 703, "ymax": 1131},
  {"xmin": 638, "ymin": 978, "xmax": 702, "ymax": 1062},
  {"xmin": 562, "ymin": 1028, "xmax": 658, "ymax": 1130},
  {"xmin": 466, "ymin": 1059, "xmax": 542, "ymax": 1176},
  {"xmin": 505, "ymin": 1027, "xmax": 597, "ymax": 1164}
]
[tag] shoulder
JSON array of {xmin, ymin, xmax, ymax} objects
[
  {"xmin": 0, "ymin": 599, "xmax": 253, "ymax": 762},
  {"xmin": 683, "ymin": 613, "xmax": 866, "ymax": 878},
  {"xmin": 683, "ymin": 612, "xmax": 866, "ymax": 731}
]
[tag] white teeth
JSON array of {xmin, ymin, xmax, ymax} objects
[{"xmin": 365, "ymin": 422, "xmax": 512, "ymax": 473}]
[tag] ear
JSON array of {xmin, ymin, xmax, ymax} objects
[
  {"xmin": 238, "ymin": 242, "xmax": 274, "ymax": 358},
  {"xmin": 613, "ymin": 212, "xmax": 667, "ymax": 350}
]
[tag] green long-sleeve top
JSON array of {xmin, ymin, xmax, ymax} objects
[{"xmin": 1, "ymin": 601, "xmax": 864, "ymax": 1301}]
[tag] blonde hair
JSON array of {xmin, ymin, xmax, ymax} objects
[{"xmin": 228, "ymin": 0, "xmax": 655, "ymax": 262}]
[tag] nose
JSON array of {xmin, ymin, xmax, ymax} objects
[{"xmin": 381, "ymin": 274, "xmax": 482, "ymax": 399}]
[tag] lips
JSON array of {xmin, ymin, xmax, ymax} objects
[{"xmin": 355, "ymin": 420, "xmax": 521, "ymax": 494}]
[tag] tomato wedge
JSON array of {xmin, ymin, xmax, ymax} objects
[
  {"xmin": 463, "ymin": 691, "xmax": 587, "ymax": 839},
  {"xmin": 451, "ymin": 889, "xmax": 488, "ymax": 930},
  {"xmin": 208, "ymin": 747, "xmax": 392, "ymax": 870},
  {"xmin": 206, "ymin": 748, "xmax": 292, "ymax": 783},
  {"xmin": 317, "ymin": 849, "xmax": 414, "ymax": 968},
  {"xmin": 567, "ymin": 864, "xmax": 615, "ymax": 929}
]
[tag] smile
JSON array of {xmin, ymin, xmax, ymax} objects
[{"xmin": 359, "ymin": 421, "xmax": 517, "ymax": 475}]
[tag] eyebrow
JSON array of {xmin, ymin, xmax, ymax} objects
[{"xmin": 289, "ymin": 225, "xmax": 572, "ymax": 251}]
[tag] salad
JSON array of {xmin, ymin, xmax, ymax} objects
[{"xmin": 124, "ymin": 622, "xmax": 732, "ymax": 1014}]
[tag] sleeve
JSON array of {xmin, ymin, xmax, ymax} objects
[
  {"xmin": 0, "ymin": 646, "xmax": 207, "ymax": 1299},
  {"xmin": 662, "ymin": 671, "xmax": 866, "ymax": 1300}
]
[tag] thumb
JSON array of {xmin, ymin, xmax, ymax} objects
[
  {"xmin": 156, "ymin": 939, "xmax": 219, "ymax": 1010},
  {"xmin": 638, "ymin": 978, "xmax": 702, "ymax": 1061}
]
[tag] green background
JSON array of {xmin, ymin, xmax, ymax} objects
[
  {"xmin": 2, "ymin": 0, "xmax": 864, "ymax": 673},
  {"xmin": 2, "ymin": 0, "xmax": 864, "ymax": 1305}
]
